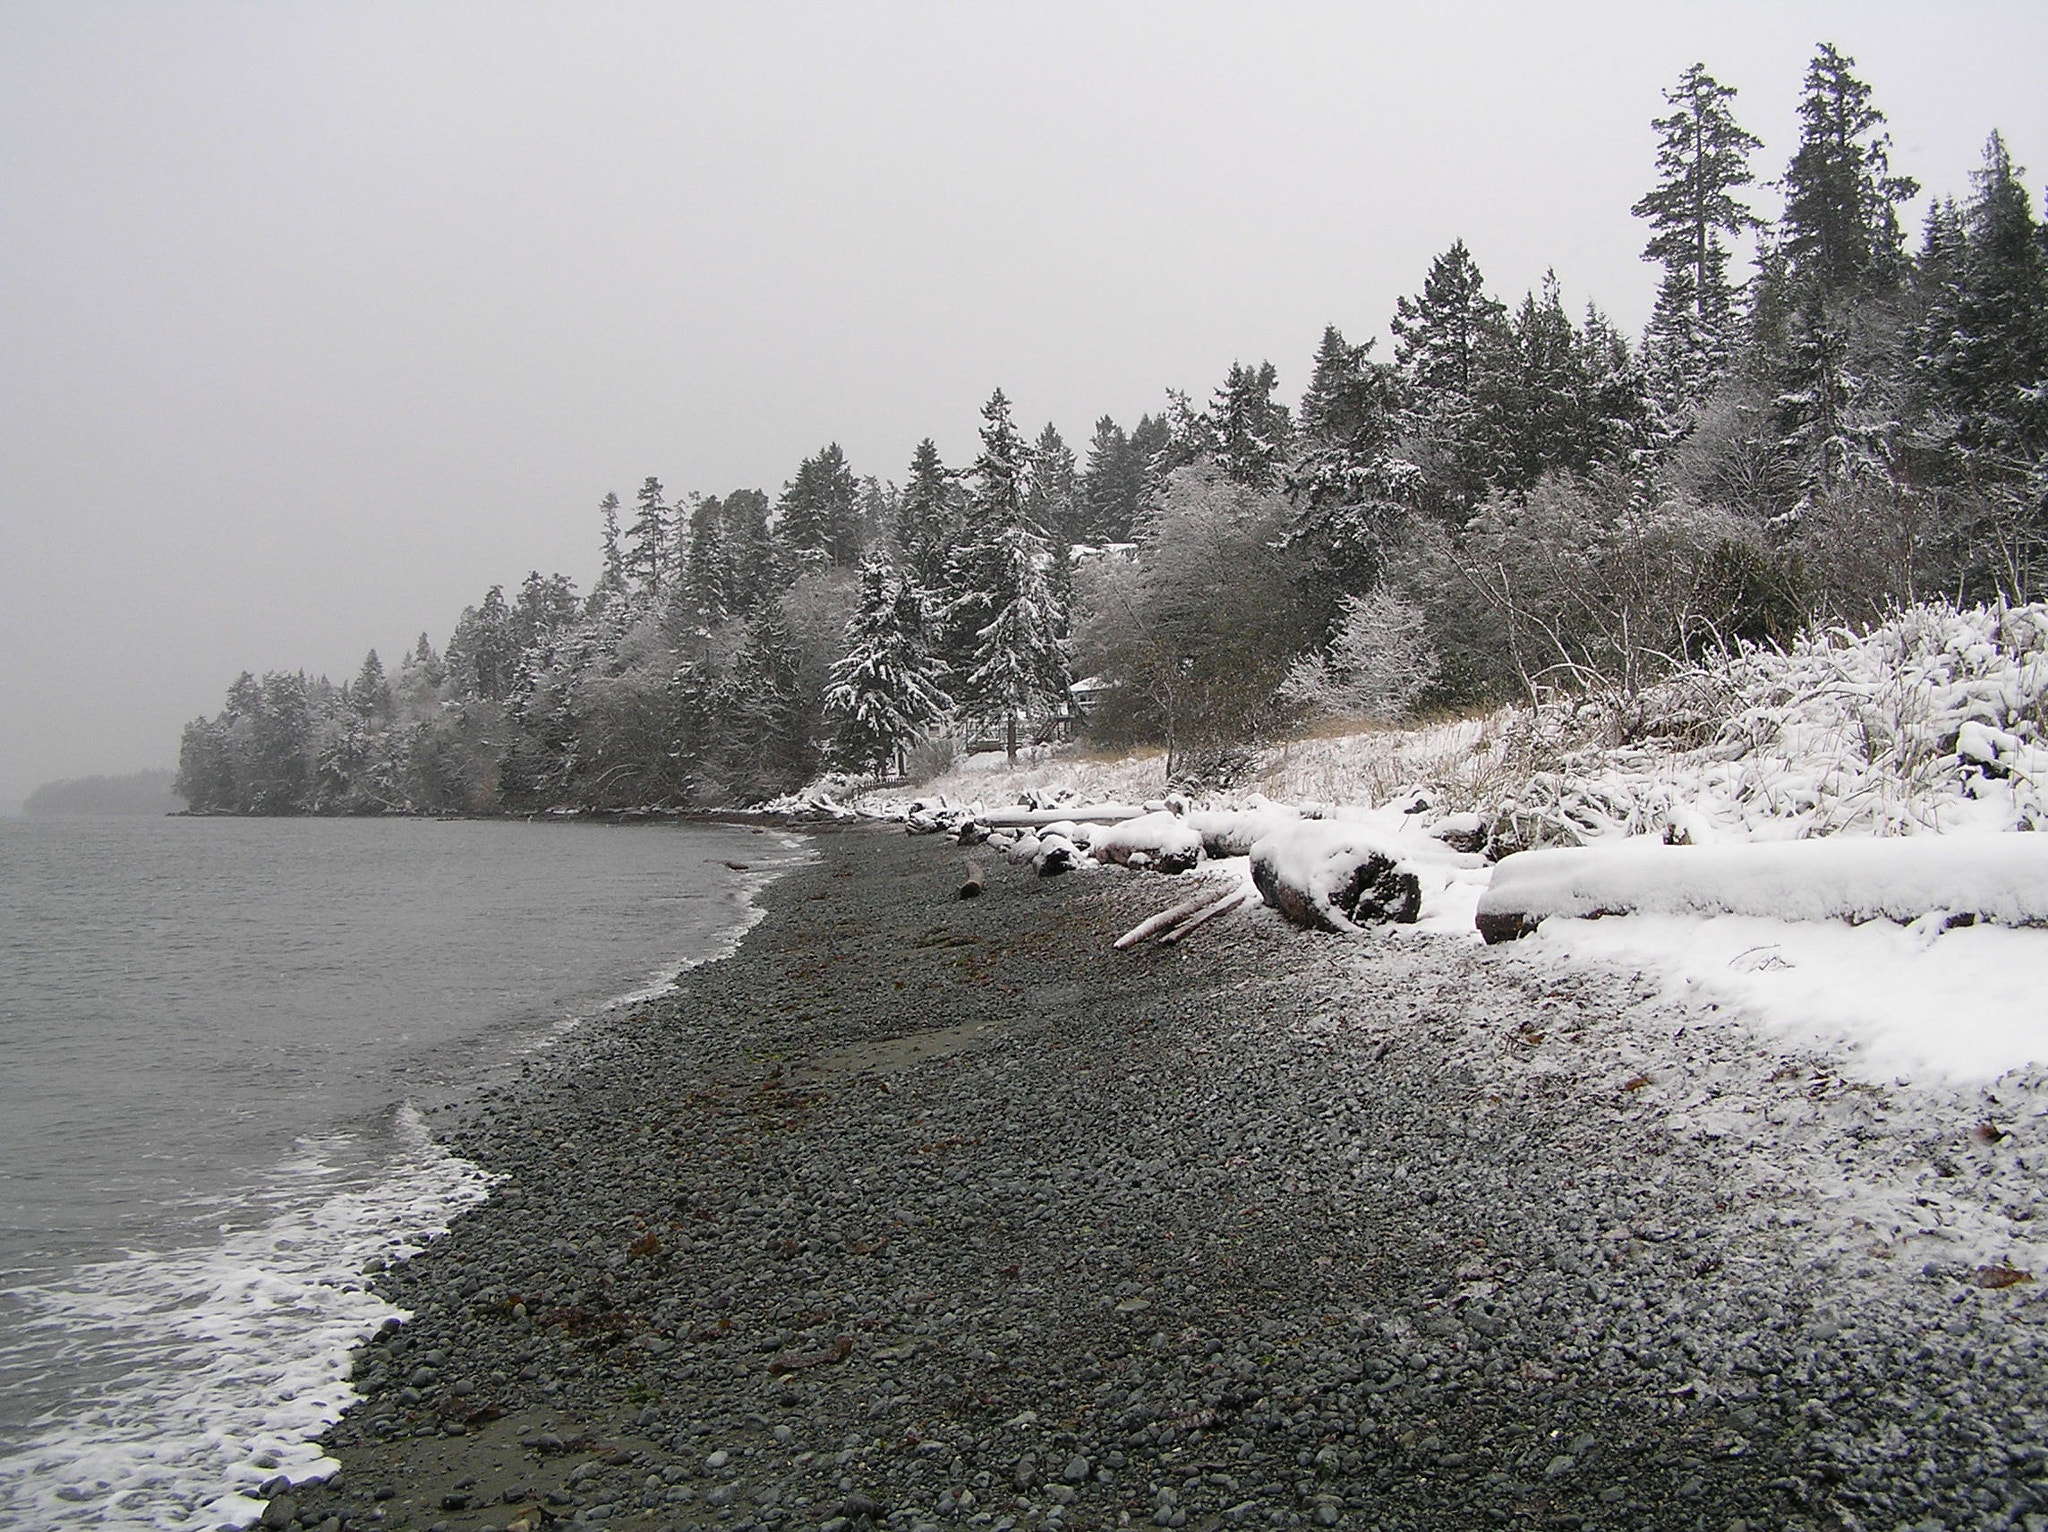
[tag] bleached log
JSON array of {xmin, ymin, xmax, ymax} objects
[
  {"xmin": 1113, "ymin": 885, "xmax": 1239, "ymax": 950},
  {"xmin": 959, "ymin": 861, "xmax": 985, "ymax": 900},
  {"xmin": 1162, "ymin": 884, "xmax": 1258, "ymax": 945}
]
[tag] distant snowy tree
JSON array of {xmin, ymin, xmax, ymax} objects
[
  {"xmin": 721, "ymin": 488, "xmax": 778, "ymax": 611},
  {"xmin": 1942, "ymin": 134, "xmax": 2048, "ymax": 464},
  {"xmin": 684, "ymin": 493, "xmax": 735, "ymax": 621},
  {"xmin": 942, "ymin": 387, "xmax": 1033, "ymax": 670},
  {"xmin": 896, "ymin": 438, "xmax": 960, "ymax": 592},
  {"xmin": 626, "ymin": 477, "xmax": 671, "ymax": 593},
  {"xmin": 960, "ymin": 520, "xmax": 1069, "ymax": 762},
  {"xmin": 1079, "ymin": 414, "xmax": 1145, "ymax": 543},
  {"xmin": 349, "ymin": 649, "xmax": 393, "ymax": 723},
  {"xmin": 1154, "ymin": 388, "xmax": 1216, "ymax": 479},
  {"xmin": 1779, "ymin": 43, "xmax": 1917, "ymax": 299},
  {"xmin": 446, "ymin": 585, "xmax": 516, "ymax": 702},
  {"xmin": 1289, "ymin": 324, "xmax": 1415, "ymax": 604},
  {"xmin": 589, "ymin": 492, "xmax": 628, "ymax": 615},
  {"xmin": 941, "ymin": 390, "xmax": 1068, "ymax": 760},
  {"xmin": 1484, "ymin": 273, "xmax": 1600, "ymax": 493},
  {"xmin": 1911, "ymin": 135, "xmax": 2048, "ymax": 598},
  {"xmin": 824, "ymin": 557, "xmax": 952, "ymax": 777},
  {"xmin": 778, "ymin": 444, "xmax": 860, "ymax": 566}
]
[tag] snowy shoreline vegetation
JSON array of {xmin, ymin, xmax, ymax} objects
[{"xmin": 848, "ymin": 598, "xmax": 2048, "ymax": 1083}]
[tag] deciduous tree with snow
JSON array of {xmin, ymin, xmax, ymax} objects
[{"xmin": 1279, "ymin": 588, "xmax": 1439, "ymax": 724}]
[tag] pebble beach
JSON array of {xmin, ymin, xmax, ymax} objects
[{"xmin": 276, "ymin": 822, "xmax": 2048, "ymax": 1532}]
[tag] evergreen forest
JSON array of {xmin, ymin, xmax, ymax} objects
[{"xmin": 178, "ymin": 45, "xmax": 2048, "ymax": 814}]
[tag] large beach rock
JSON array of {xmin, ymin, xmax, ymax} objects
[{"xmin": 1249, "ymin": 821, "xmax": 1422, "ymax": 933}]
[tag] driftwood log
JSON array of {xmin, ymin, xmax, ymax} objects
[
  {"xmin": 1248, "ymin": 823, "xmax": 1422, "ymax": 934},
  {"xmin": 1091, "ymin": 812, "xmax": 1205, "ymax": 875},
  {"xmin": 1114, "ymin": 883, "xmax": 1250, "ymax": 950},
  {"xmin": 1162, "ymin": 885, "xmax": 1258, "ymax": 944},
  {"xmin": 980, "ymin": 804, "xmax": 1144, "ymax": 828},
  {"xmin": 958, "ymin": 861, "xmax": 985, "ymax": 899}
]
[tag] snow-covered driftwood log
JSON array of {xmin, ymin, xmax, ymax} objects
[
  {"xmin": 1248, "ymin": 821, "xmax": 1422, "ymax": 933},
  {"xmin": 1474, "ymin": 836, "xmax": 2048, "ymax": 944},
  {"xmin": 980, "ymin": 804, "xmax": 1145, "ymax": 828},
  {"xmin": 1091, "ymin": 811, "xmax": 1205, "ymax": 874}
]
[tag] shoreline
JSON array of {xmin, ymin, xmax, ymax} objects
[{"xmin": 277, "ymin": 823, "xmax": 2048, "ymax": 1532}]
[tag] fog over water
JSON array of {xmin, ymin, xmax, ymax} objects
[{"xmin": 4, "ymin": 1, "xmax": 2045, "ymax": 808}]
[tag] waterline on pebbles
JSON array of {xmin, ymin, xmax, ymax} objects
[
  {"xmin": 0, "ymin": 1105, "xmax": 493, "ymax": 1530},
  {"xmin": 287, "ymin": 827, "xmax": 2048, "ymax": 1530}
]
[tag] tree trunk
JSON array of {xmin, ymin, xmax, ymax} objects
[{"xmin": 1005, "ymin": 713, "xmax": 1018, "ymax": 764}]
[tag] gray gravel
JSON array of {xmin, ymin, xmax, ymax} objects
[{"xmin": 278, "ymin": 823, "xmax": 2048, "ymax": 1532}]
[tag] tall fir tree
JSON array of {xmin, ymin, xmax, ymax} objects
[
  {"xmin": 946, "ymin": 388, "xmax": 1069, "ymax": 758},
  {"xmin": 447, "ymin": 586, "xmax": 515, "ymax": 702},
  {"xmin": 721, "ymin": 488, "xmax": 778, "ymax": 610},
  {"xmin": 778, "ymin": 444, "xmax": 860, "ymax": 566},
  {"xmin": 961, "ymin": 518, "xmax": 1069, "ymax": 763},
  {"xmin": 896, "ymin": 438, "xmax": 959, "ymax": 592},
  {"xmin": 1289, "ymin": 325, "xmax": 1411, "ymax": 601},
  {"xmin": 1153, "ymin": 389, "xmax": 1216, "ymax": 480},
  {"xmin": 684, "ymin": 494, "xmax": 735, "ymax": 622},
  {"xmin": 823, "ymin": 557, "xmax": 952, "ymax": 777},
  {"xmin": 625, "ymin": 477, "xmax": 671, "ymax": 593},
  {"xmin": 1779, "ymin": 43, "xmax": 1918, "ymax": 298},
  {"xmin": 1632, "ymin": 62, "xmax": 1762, "ymax": 425},
  {"xmin": 1079, "ymin": 415, "xmax": 1143, "ymax": 543},
  {"xmin": 1025, "ymin": 422, "xmax": 1081, "ymax": 548},
  {"xmin": 1207, "ymin": 361, "xmax": 1293, "ymax": 490},
  {"xmin": 1941, "ymin": 134, "xmax": 2048, "ymax": 463},
  {"xmin": 350, "ymin": 650, "xmax": 393, "ymax": 723},
  {"xmin": 1484, "ymin": 274, "xmax": 1604, "ymax": 493},
  {"xmin": 1391, "ymin": 240, "xmax": 1510, "ymax": 519},
  {"xmin": 941, "ymin": 389, "xmax": 1032, "ymax": 653},
  {"xmin": 591, "ymin": 492, "xmax": 628, "ymax": 614},
  {"xmin": 1769, "ymin": 46, "xmax": 1917, "ymax": 504}
]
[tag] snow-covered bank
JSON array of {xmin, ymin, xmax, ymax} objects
[{"xmin": 834, "ymin": 600, "xmax": 2048, "ymax": 1087}]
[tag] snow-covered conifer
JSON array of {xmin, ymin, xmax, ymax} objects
[
  {"xmin": 824, "ymin": 557, "xmax": 952, "ymax": 777},
  {"xmin": 1632, "ymin": 62, "xmax": 1762, "ymax": 427}
]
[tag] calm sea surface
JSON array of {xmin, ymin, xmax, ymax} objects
[{"xmin": 0, "ymin": 815, "xmax": 799, "ymax": 1529}]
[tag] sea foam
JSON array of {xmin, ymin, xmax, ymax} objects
[{"xmin": 0, "ymin": 1106, "xmax": 493, "ymax": 1530}]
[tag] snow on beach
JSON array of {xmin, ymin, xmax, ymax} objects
[{"xmin": 845, "ymin": 600, "xmax": 2048, "ymax": 1089}]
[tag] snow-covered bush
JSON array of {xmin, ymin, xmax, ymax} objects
[{"xmin": 1279, "ymin": 589, "xmax": 1438, "ymax": 724}]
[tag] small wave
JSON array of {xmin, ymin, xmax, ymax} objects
[{"xmin": 0, "ymin": 1106, "xmax": 494, "ymax": 1530}]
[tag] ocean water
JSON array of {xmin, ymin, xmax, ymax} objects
[{"xmin": 0, "ymin": 814, "xmax": 799, "ymax": 1529}]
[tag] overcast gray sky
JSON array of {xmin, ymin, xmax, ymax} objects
[{"xmin": 4, "ymin": 1, "xmax": 2044, "ymax": 808}]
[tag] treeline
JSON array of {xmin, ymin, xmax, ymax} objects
[
  {"xmin": 179, "ymin": 43, "xmax": 2048, "ymax": 811},
  {"xmin": 23, "ymin": 770, "xmax": 184, "ymax": 817}
]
